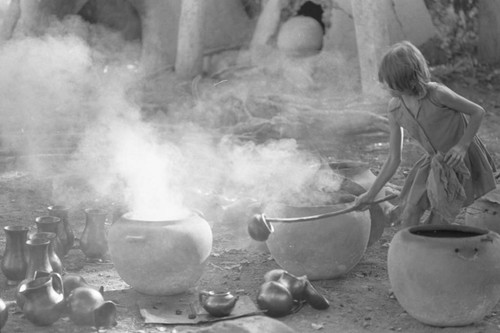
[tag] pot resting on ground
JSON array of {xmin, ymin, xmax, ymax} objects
[
  {"xmin": 264, "ymin": 202, "xmax": 371, "ymax": 280},
  {"xmin": 108, "ymin": 211, "xmax": 212, "ymax": 295},
  {"xmin": 388, "ymin": 224, "xmax": 500, "ymax": 327}
]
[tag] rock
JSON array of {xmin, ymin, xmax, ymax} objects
[{"xmin": 172, "ymin": 315, "xmax": 297, "ymax": 333}]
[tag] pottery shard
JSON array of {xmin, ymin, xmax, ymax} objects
[{"xmin": 172, "ymin": 315, "xmax": 297, "ymax": 333}]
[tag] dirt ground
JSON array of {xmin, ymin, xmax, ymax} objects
[{"xmin": 1, "ymin": 68, "xmax": 500, "ymax": 333}]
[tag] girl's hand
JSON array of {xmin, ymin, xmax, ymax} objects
[
  {"xmin": 444, "ymin": 144, "xmax": 467, "ymax": 168},
  {"xmin": 352, "ymin": 192, "xmax": 376, "ymax": 211}
]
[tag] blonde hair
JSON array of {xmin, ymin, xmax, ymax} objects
[{"xmin": 378, "ymin": 41, "xmax": 431, "ymax": 97}]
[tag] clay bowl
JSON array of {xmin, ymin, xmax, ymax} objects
[{"xmin": 264, "ymin": 202, "xmax": 371, "ymax": 280}]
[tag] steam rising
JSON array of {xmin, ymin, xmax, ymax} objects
[{"xmin": 0, "ymin": 14, "xmax": 358, "ymax": 221}]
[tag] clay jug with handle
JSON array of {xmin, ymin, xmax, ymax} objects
[{"xmin": 18, "ymin": 273, "xmax": 65, "ymax": 326}]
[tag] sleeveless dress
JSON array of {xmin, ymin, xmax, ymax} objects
[{"xmin": 390, "ymin": 82, "xmax": 496, "ymax": 223}]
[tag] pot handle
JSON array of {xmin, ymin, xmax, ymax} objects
[
  {"xmin": 50, "ymin": 272, "xmax": 64, "ymax": 296},
  {"xmin": 198, "ymin": 290, "xmax": 211, "ymax": 305},
  {"xmin": 125, "ymin": 235, "xmax": 146, "ymax": 243}
]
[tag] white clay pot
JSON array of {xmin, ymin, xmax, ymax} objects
[
  {"xmin": 277, "ymin": 16, "xmax": 323, "ymax": 57},
  {"xmin": 388, "ymin": 225, "xmax": 500, "ymax": 326},
  {"xmin": 108, "ymin": 212, "xmax": 212, "ymax": 295},
  {"xmin": 464, "ymin": 198, "xmax": 500, "ymax": 234}
]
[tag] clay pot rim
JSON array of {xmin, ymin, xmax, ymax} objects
[
  {"xmin": 26, "ymin": 238, "xmax": 51, "ymax": 246},
  {"xmin": 4, "ymin": 225, "xmax": 29, "ymax": 232},
  {"xmin": 404, "ymin": 224, "xmax": 490, "ymax": 239},
  {"xmin": 31, "ymin": 232, "xmax": 57, "ymax": 240},
  {"xmin": 84, "ymin": 208, "xmax": 108, "ymax": 215},
  {"xmin": 35, "ymin": 216, "xmax": 61, "ymax": 224},
  {"xmin": 47, "ymin": 205, "xmax": 69, "ymax": 212},
  {"xmin": 119, "ymin": 211, "xmax": 198, "ymax": 223}
]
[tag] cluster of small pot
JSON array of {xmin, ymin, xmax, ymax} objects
[
  {"xmin": 256, "ymin": 269, "xmax": 330, "ymax": 317},
  {"xmin": 15, "ymin": 272, "xmax": 117, "ymax": 328}
]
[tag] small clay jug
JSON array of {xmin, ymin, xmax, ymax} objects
[
  {"xmin": 1, "ymin": 226, "xmax": 29, "ymax": 285},
  {"xmin": 199, "ymin": 290, "xmax": 239, "ymax": 317},
  {"xmin": 48, "ymin": 205, "xmax": 75, "ymax": 256},
  {"xmin": 80, "ymin": 209, "xmax": 109, "ymax": 261},
  {"xmin": 35, "ymin": 216, "xmax": 64, "ymax": 259},
  {"xmin": 18, "ymin": 273, "xmax": 65, "ymax": 326},
  {"xmin": 277, "ymin": 271, "xmax": 307, "ymax": 301},
  {"xmin": 62, "ymin": 274, "xmax": 91, "ymax": 299},
  {"xmin": 67, "ymin": 286, "xmax": 117, "ymax": 327},
  {"xmin": 30, "ymin": 232, "xmax": 63, "ymax": 275}
]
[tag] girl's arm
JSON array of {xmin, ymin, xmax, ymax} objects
[
  {"xmin": 354, "ymin": 110, "xmax": 403, "ymax": 208},
  {"xmin": 434, "ymin": 85, "xmax": 485, "ymax": 167}
]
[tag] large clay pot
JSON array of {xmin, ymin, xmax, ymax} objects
[
  {"xmin": 329, "ymin": 160, "xmax": 391, "ymax": 247},
  {"xmin": 464, "ymin": 193, "xmax": 500, "ymax": 234},
  {"xmin": 108, "ymin": 211, "xmax": 212, "ymax": 295},
  {"xmin": 1, "ymin": 226, "xmax": 29, "ymax": 285},
  {"xmin": 264, "ymin": 203, "xmax": 370, "ymax": 280},
  {"xmin": 388, "ymin": 225, "xmax": 500, "ymax": 326}
]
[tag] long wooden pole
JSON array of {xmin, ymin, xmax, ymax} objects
[{"xmin": 175, "ymin": 0, "xmax": 206, "ymax": 80}]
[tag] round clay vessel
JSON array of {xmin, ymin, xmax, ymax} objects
[
  {"xmin": 464, "ymin": 198, "xmax": 500, "ymax": 234},
  {"xmin": 264, "ymin": 203, "xmax": 370, "ymax": 280},
  {"xmin": 277, "ymin": 16, "xmax": 323, "ymax": 57},
  {"xmin": 108, "ymin": 212, "xmax": 212, "ymax": 295},
  {"xmin": 388, "ymin": 225, "xmax": 500, "ymax": 326}
]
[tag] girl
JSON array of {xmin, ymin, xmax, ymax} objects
[{"xmin": 354, "ymin": 41, "xmax": 496, "ymax": 226}]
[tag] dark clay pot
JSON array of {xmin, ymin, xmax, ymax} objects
[
  {"xmin": 47, "ymin": 205, "xmax": 75, "ymax": 256},
  {"xmin": 1, "ymin": 226, "xmax": 29, "ymax": 285},
  {"xmin": 199, "ymin": 290, "xmax": 238, "ymax": 317},
  {"xmin": 35, "ymin": 216, "xmax": 64, "ymax": 259},
  {"xmin": 30, "ymin": 232, "xmax": 63, "ymax": 275},
  {"xmin": 108, "ymin": 212, "xmax": 212, "ymax": 295},
  {"xmin": 264, "ymin": 202, "xmax": 370, "ymax": 280},
  {"xmin": 67, "ymin": 287, "xmax": 117, "ymax": 327},
  {"xmin": 80, "ymin": 209, "xmax": 109, "ymax": 260},
  {"xmin": 18, "ymin": 273, "xmax": 65, "ymax": 326},
  {"xmin": 388, "ymin": 225, "xmax": 500, "ymax": 326},
  {"xmin": 256, "ymin": 281, "xmax": 294, "ymax": 318},
  {"xmin": 62, "ymin": 274, "xmax": 91, "ymax": 299}
]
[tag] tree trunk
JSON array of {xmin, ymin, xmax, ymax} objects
[
  {"xmin": 351, "ymin": 0, "xmax": 390, "ymax": 99},
  {"xmin": 175, "ymin": 0, "xmax": 206, "ymax": 80},
  {"xmin": 0, "ymin": 0, "xmax": 21, "ymax": 45},
  {"xmin": 478, "ymin": 0, "xmax": 500, "ymax": 64}
]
